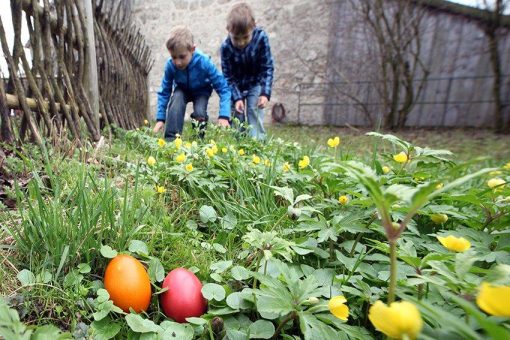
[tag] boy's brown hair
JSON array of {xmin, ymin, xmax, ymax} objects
[
  {"xmin": 166, "ymin": 25, "xmax": 194, "ymax": 51},
  {"xmin": 226, "ymin": 2, "xmax": 256, "ymax": 35}
]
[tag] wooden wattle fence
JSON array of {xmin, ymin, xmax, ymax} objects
[{"xmin": 0, "ymin": 0, "xmax": 153, "ymax": 145}]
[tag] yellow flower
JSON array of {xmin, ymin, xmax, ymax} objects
[
  {"xmin": 185, "ymin": 142, "xmax": 192, "ymax": 149},
  {"xmin": 283, "ymin": 162, "xmax": 291, "ymax": 172},
  {"xmin": 143, "ymin": 119, "xmax": 149, "ymax": 125},
  {"xmin": 222, "ymin": 147, "xmax": 228, "ymax": 153},
  {"xmin": 338, "ymin": 195, "xmax": 349, "ymax": 205},
  {"xmin": 476, "ymin": 282, "xmax": 510, "ymax": 317},
  {"xmin": 437, "ymin": 235, "xmax": 471, "ymax": 252},
  {"xmin": 252, "ymin": 155, "xmax": 261, "ymax": 164},
  {"xmin": 206, "ymin": 148, "xmax": 215, "ymax": 158},
  {"xmin": 382, "ymin": 166, "xmax": 391, "ymax": 174},
  {"xmin": 436, "ymin": 182, "xmax": 444, "ymax": 190},
  {"xmin": 489, "ymin": 170, "xmax": 502, "ymax": 176},
  {"xmin": 488, "ymin": 178, "xmax": 506, "ymax": 190},
  {"xmin": 157, "ymin": 138, "xmax": 166, "ymax": 147},
  {"xmin": 211, "ymin": 144, "xmax": 219, "ymax": 154},
  {"xmin": 503, "ymin": 162, "xmax": 510, "ymax": 170},
  {"xmin": 175, "ymin": 153, "xmax": 186, "ymax": 163},
  {"xmin": 328, "ymin": 296, "xmax": 349, "ymax": 321},
  {"xmin": 369, "ymin": 300, "xmax": 423, "ymax": 340},
  {"xmin": 185, "ymin": 163, "xmax": 193, "ymax": 172},
  {"xmin": 147, "ymin": 156, "xmax": 156, "ymax": 166},
  {"xmin": 174, "ymin": 138, "xmax": 183, "ymax": 149},
  {"xmin": 327, "ymin": 136, "xmax": 340, "ymax": 148},
  {"xmin": 298, "ymin": 156, "xmax": 310, "ymax": 169},
  {"xmin": 264, "ymin": 159, "xmax": 271, "ymax": 167},
  {"xmin": 430, "ymin": 213, "xmax": 448, "ymax": 224},
  {"xmin": 239, "ymin": 149, "xmax": 245, "ymax": 156},
  {"xmin": 156, "ymin": 185, "xmax": 166, "ymax": 194},
  {"xmin": 393, "ymin": 152, "xmax": 408, "ymax": 163}
]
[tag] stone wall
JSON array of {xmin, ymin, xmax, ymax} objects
[{"xmin": 133, "ymin": 0, "xmax": 331, "ymax": 124}]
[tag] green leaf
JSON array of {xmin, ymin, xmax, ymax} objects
[
  {"xmin": 125, "ymin": 313, "xmax": 161, "ymax": 333},
  {"xmin": 31, "ymin": 325, "xmax": 71, "ymax": 339},
  {"xmin": 226, "ymin": 292, "xmax": 251, "ymax": 310},
  {"xmin": 100, "ymin": 245, "xmax": 118, "ymax": 258},
  {"xmin": 17, "ymin": 269, "xmax": 35, "ymax": 286},
  {"xmin": 199, "ymin": 205, "xmax": 217, "ymax": 223},
  {"xmin": 148, "ymin": 257, "xmax": 165, "ymax": 282},
  {"xmin": 77, "ymin": 263, "xmax": 91, "ymax": 274},
  {"xmin": 129, "ymin": 240, "xmax": 149, "ymax": 256},
  {"xmin": 202, "ymin": 283, "xmax": 226, "ymax": 301},
  {"xmin": 454, "ymin": 251, "xmax": 478, "ymax": 279},
  {"xmin": 231, "ymin": 266, "xmax": 252, "ymax": 281},
  {"xmin": 271, "ymin": 186, "xmax": 294, "ymax": 204},
  {"xmin": 248, "ymin": 320, "xmax": 275, "ymax": 339},
  {"xmin": 213, "ymin": 243, "xmax": 227, "ymax": 254},
  {"xmin": 96, "ymin": 289, "xmax": 110, "ymax": 303},
  {"xmin": 159, "ymin": 320, "xmax": 194, "ymax": 339},
  {"xmin": 221, "ymin": 214, "xmax": 237, "ymax": 230},
  {"xmin": 211, "ymin": 260, "xmax": 233, "ymax": 274},
  {"xmin": 366, "ymin": 132, "xmax": 411, "ymax": 149},
  {"xmin": 91, "ymin": 317, "xmax": 122, "ymax": 340},
  {"xmin": 185, "ymin": 220, "xmax": 198, "ymax": 230}
]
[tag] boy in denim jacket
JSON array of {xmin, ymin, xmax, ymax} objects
[
  {"xmin": 154, "ymin": 25, "xmax": 231, "ymax": 141},
  {"xmin": 220, "ymin": 3, "xmax": 274, "ymax": 140}
]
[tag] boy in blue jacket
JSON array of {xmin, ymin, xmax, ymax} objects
[
  {"xmin": 153, "ymin": 25, "xmax": 231, "ymax": 141},
  {"xmin": 220, "ymin": 3, "xmax": 274, "ymax": 140}
]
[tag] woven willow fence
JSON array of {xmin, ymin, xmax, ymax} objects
[{"xmin": 0, "ymin": 0, "xmax": 153, "ymax": 145}]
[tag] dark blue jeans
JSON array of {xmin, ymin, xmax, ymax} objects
[{"xmin": 164, "ymin": 88, "xmax": 209, "ymax": 141}]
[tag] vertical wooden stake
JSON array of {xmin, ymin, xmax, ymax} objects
[{"xmin": 82, "ymin": 0, "xmax": 99, "ymax": 131}]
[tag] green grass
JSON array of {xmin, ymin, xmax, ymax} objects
[{"xmin": 268, "ymin": 124, "xmax": 510, "ymax": 162}]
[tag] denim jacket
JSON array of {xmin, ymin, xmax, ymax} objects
[{"xmin": 156, "ymin": 49, "xmax": 231, "ymax": 121}]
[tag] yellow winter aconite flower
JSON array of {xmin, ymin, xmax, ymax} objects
[
  {"xmin": 211, "ymin": 144, "xmax": 219, "ymax": 154},
  {"xmin": 327, "ymin": 136, "xmax": 340, "ymax": 148},
  {"xmin": 175, "ymin": 153, "xmax": 186, "ymax": 163},
  {"xmin": 436, "ymin": 182, "xmax": 444, "ymax": 190},
  {"xmin": 488, "ymin": 178, "xmax": 506, "ymax": 189},
  {"xmin": 206, "ymin": 148, "xmax": 215, "ymax": 158},
  {"xmin": 298, "ymin": 156, "xmax": 310, "ymax": 169},
  {"xmin": 430, "ymin": 213, "xmax": 448, "ymax": 224},
  {"xmin": 185, "ymin": 163, "xmax": 193, "ymax": 172},
  {"xmin": 393, "ymin": 152, "xmax": 408, "ymax": 163},
  {"xmin": 476, "ymin": 282, "xmax": 510, "ymax": 317},
  {"xmin": 252, "ymin": 155, "xmax": 261, "ymax": 164},
  {"xmin": 147, "ymin": 156, "xmax": 156, "ymax": 166},
  {"xmin": 369, "ymin": 300, "xmax": 423, "ymax": 340},
  {"xmin": 143, "ymin": 119, "xmax": 149, "ymax": 125},
  {"xmin": 283, "ymin": 162, "xmax": 291, "ymax": 172},
  {"xmin": 338, "ymin": 195, "xmax": 349, "ymax": 205},
  {"xmin": 156, "ymin": 185, "xmax": 166, "ymax": 194},
  {"xmin": 174, "ymin": 138, "xmax": 183, "ymax": 149},
  {"xmin": 239, "ymin": 149, "xmax": 245, "ymax": 156},
  {"xmin": 382, "ymin": 166, "xmax": 391, "ymax": 174},
  {"xmin": 264, "ymin": 159, "xmax": 271, "ymax": 167},
  {"xmin": 157, "ymin": 138, "xmax": 166, "ymax": 147},
  {"xmin": 437, "ymin": 235, "xmax": 471, "ymax": 252},
  {"xmin": 328, "ymin": 296, "xmax": 349, "ymax": 321},
  {"xmin": 222, "ymin": 147, "xmax": 228, "ymax": 153}
]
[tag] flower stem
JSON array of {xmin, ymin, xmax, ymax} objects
[
  {"xmin": 272, "ymin": 311, "xmax": 296, "ymax": 339},
  {"xmin": 388, "ymin": 240, "xmax": 397, "ymax": 304}
]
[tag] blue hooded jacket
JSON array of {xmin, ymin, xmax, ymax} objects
[{"xmin": 156, "ymin": 49, "xmax": 231, "ymax": 121}]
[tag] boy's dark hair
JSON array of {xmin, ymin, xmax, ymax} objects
[
  {"xmin": 226, "ymin": 2, "xmax": 256, "ymax": 35},
  {"xmin": 166, "ymin": 25, "xmax": 194, "ymax": 51}
]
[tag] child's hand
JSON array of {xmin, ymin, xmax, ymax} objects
[
  {"xmin": 235, "ymin": 100, "xmax": 245, "ymax": 113},
  {"xmin": 258, "ymin": 96, "xmax": 268, "ymax": 108},
  {"xmin": 218, "ymin": 118, "xmax": 230, "ymax": 128},
  {"xmin": 153, "ymin": 121, "xmax": 164, "ymax": 133}
]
